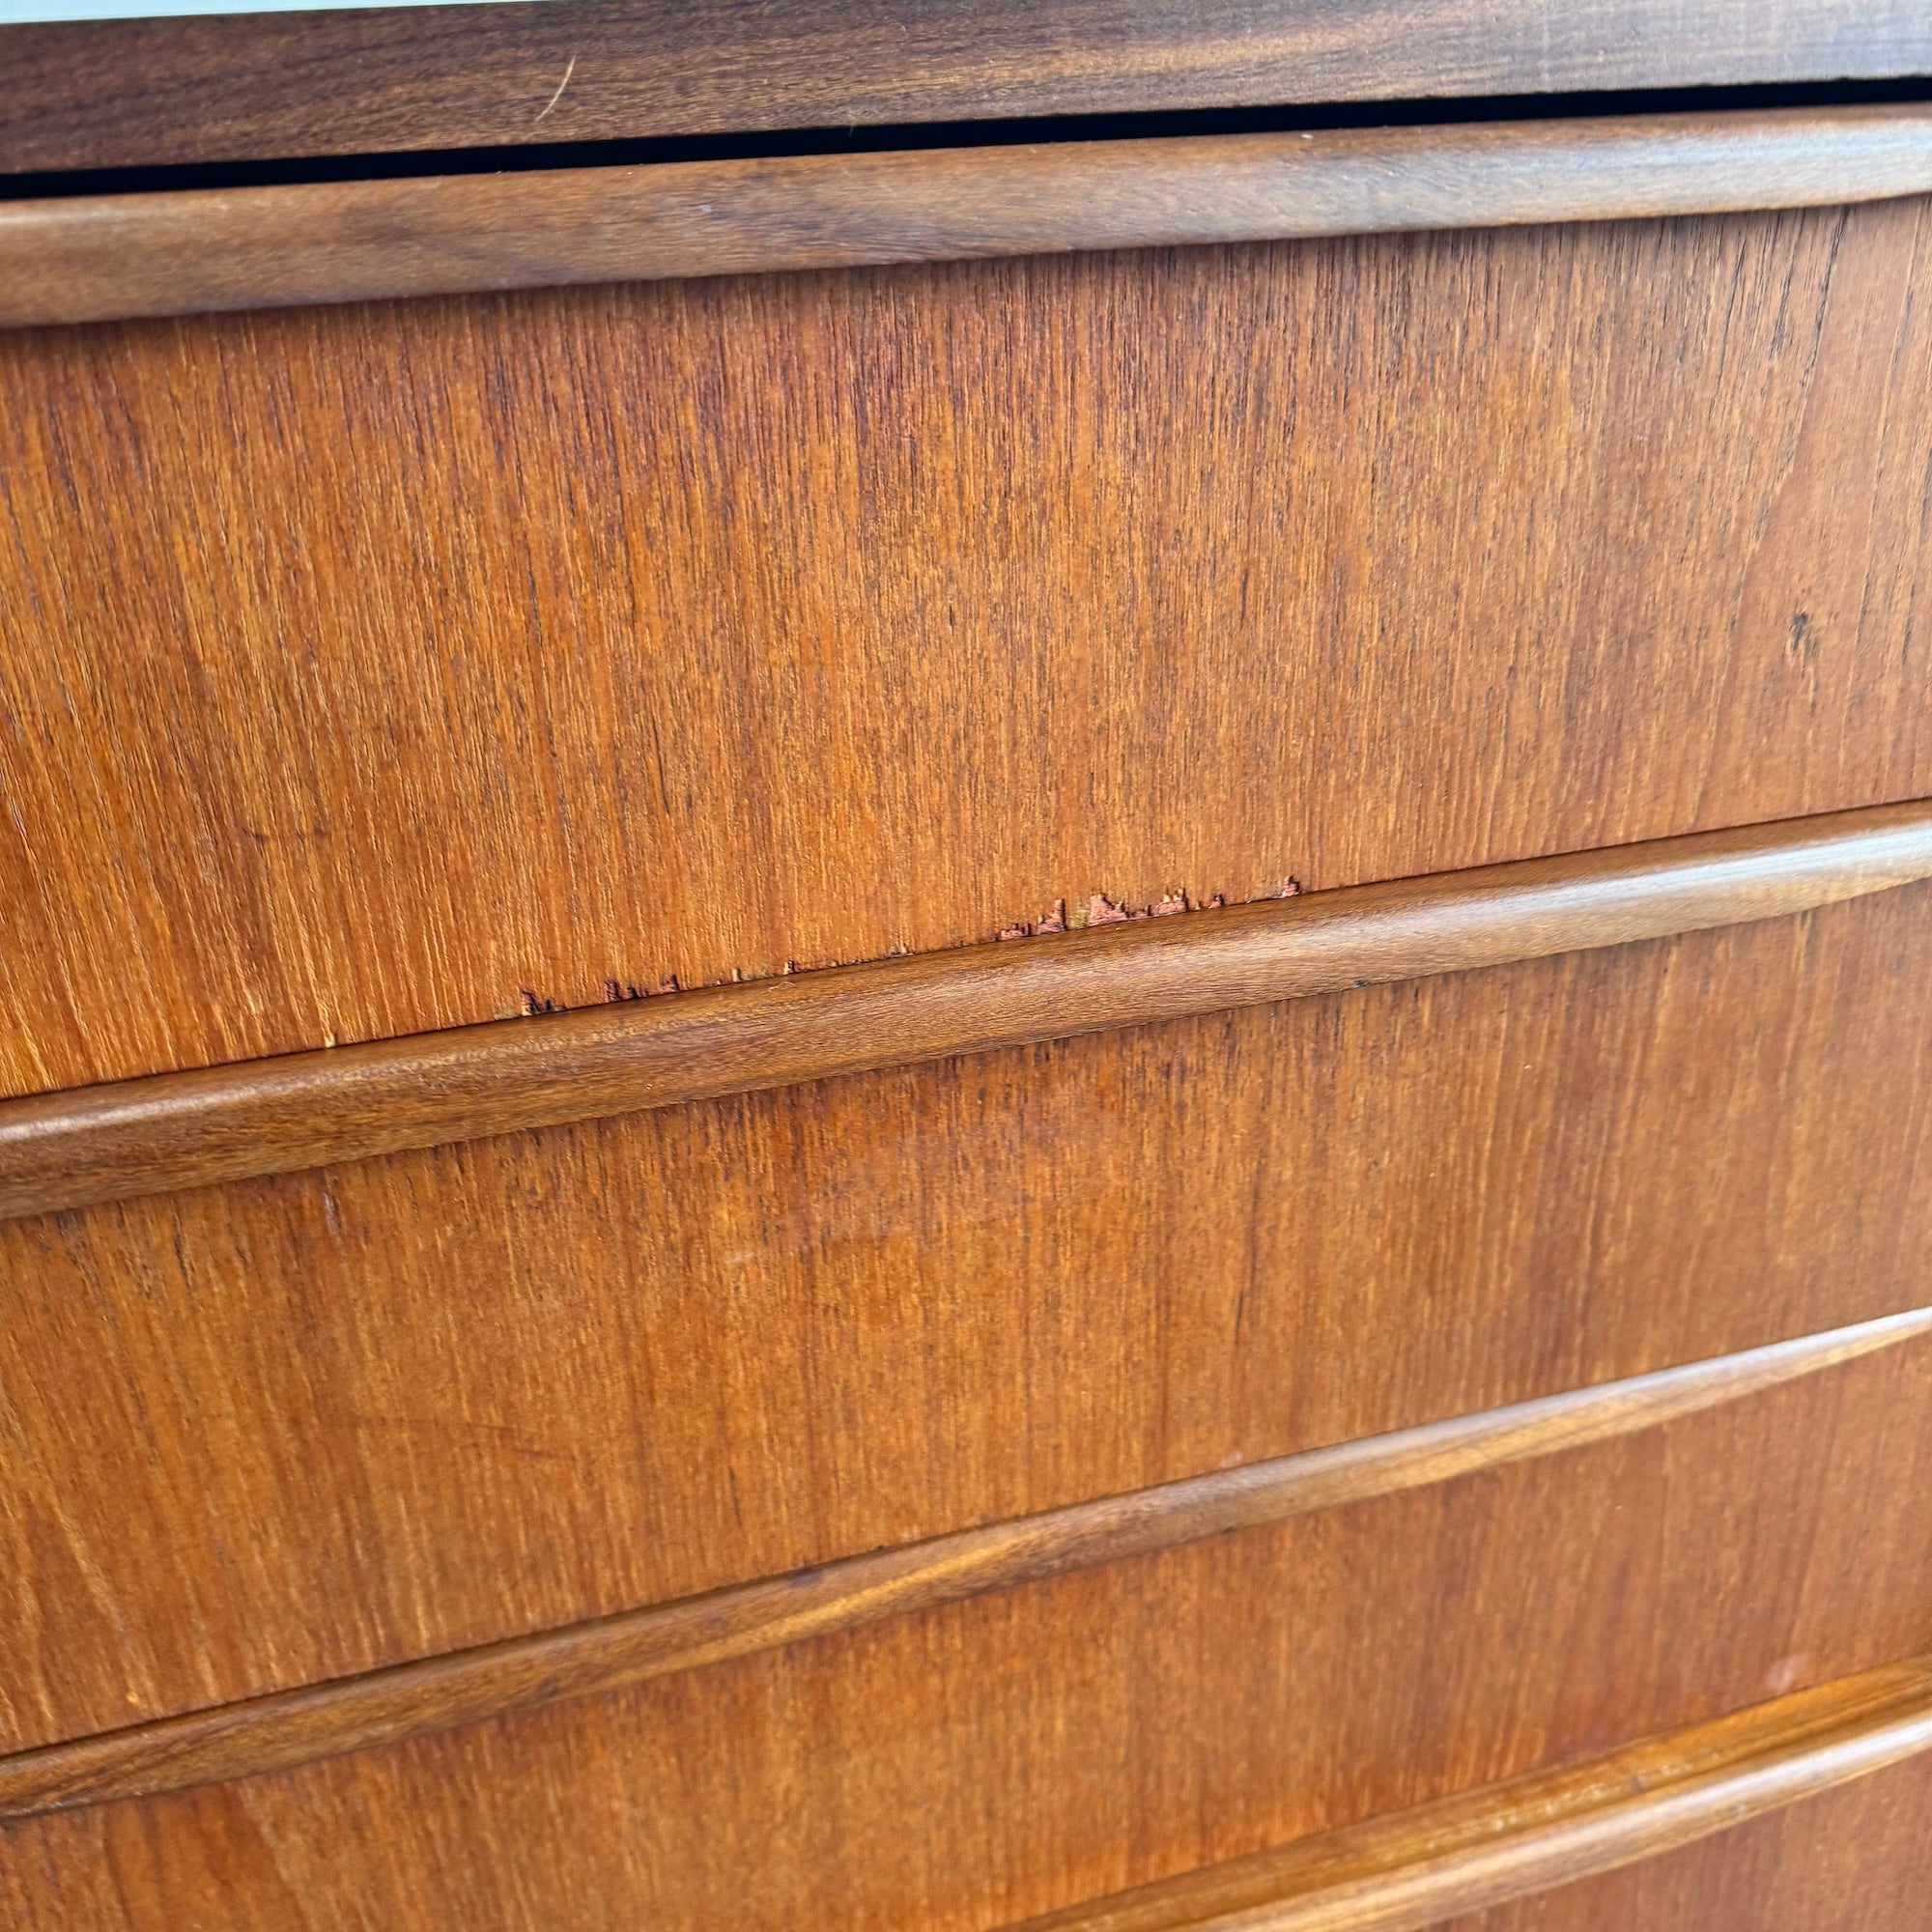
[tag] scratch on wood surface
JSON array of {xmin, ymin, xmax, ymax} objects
[{"xmin": 533, "ymin": 53, "xmax": 577, "ymax": 124}]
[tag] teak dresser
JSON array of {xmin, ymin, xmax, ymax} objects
[{"xmin": 4, "ymin": 4, "xmax": 1932, "ymax": 1926}]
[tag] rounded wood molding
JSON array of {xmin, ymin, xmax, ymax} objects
[
  {"xmin": 1004, "ymin": 1655, "xmax": 1932, "ymax": 1932},
  {"xmin": 4, "ymin": 798, "xmax": 1931, "ymax": 1222},
  {"xmin": 4, "ymin": 106, "xmax": 1932, "ymax": 327},
  {"xmin": 2, "ymin": 1305, "xmax": 1923, "ymax": 1822}
]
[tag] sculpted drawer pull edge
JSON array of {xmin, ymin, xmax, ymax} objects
[
  {"xmin": 1000, "ymin": 1655, "xmax": 1932, "ymax": 1932},
  {"xmin": 3, "ymin": 103, "xmax": 1932, "ymax": 328},
  {"xmin": 1, "ymin": 1305, "xmax": 1922, "ymax": 1821},
  {"xmin": 3, "ymin": 798, "xmax": 1930, "ymax": 1222}
]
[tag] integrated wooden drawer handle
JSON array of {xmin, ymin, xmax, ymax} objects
[
  {"xmin": 3, "ymin": 798, "xmax": 1930, "ymax": 1222},
  {"xmin": 3, "ymin": 104, "xmax": 1932, "ymax": 327},
  {"xmin": 1002, "ymin": 1655, "xmax": 1932, "ymax": 1932},
  {"xmin": 1, "ymin": 1304, "xmax": 1922, "ymax": 1822}
]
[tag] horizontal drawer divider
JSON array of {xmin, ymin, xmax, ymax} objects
[
  {"xmin": 2, "ymin": 1304, "xmax": 1925, "ymax": 1821},
  {"xmin": 999, "ymin": 1652, "xmax": 1932, "ymax": 1932},
  {"xmin": 4, "ymin": 797, "xmax": 1932, "ymax": 1223},
  {"xmin": 3, "ymin": 104, "xmax": 1932, "ymax": 328}
]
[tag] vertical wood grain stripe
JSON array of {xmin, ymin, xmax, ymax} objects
[
  {"xmin": 4, "ymin": 799, "xmax": 1931, "ymax": 1221},
  {"xmin": 4, "ymin": 105, "xmax": 1932, "ymax": 327},
  {"xmin": 1002, "ymin": 1655, "xmax": 1932, "ymax": 1932},
  {"xmin": 1, "ymin": 1305, "xmax": 1923, "ymax": 1821}
]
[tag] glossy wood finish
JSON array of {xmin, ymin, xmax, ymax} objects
[
  {"xmin": 8, "ymin": 32, "xmax": 1932, "ymax": 1915},
  {"xmin": 5, "ymin": 1340, "xmax": 1930, "ymax": 1928},
  {"xmin": 1436, "ymin": 1751, "xmax": 1932, "ymax": 1931},
  {"xmin": 12, "ymin": 1308, "xmax": 1918, "ymax": 1822},
  {"xmin": 1004, "ymin": 1658, "xmax": 1932, "ymax": 1931},
  {"xmin": 6, "ymin": 884, "xmax": 1932, "ymax": 1757},
  {"xmin": 4, "ymin": 0, "xmax": 1929, "ymax": 175},
  {"xmin": 11, "ymin": 107, "xmax": 1932, "ymax": 327},
  {"xmin": 8, "ymin": 800, "xmax": 1928, "ymax": 1221},
  {"xmin": 5, "ymin": 201, "xmax": 1932, "ymax": 1101}
]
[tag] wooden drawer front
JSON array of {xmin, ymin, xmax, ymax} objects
[
  {"xmin": 3, "ymin": 879, "xmax": 1929, "ymax": 1755},
  {"xmin": 7, "ymin": 107, "xmax": 1932, "ymax": 1925},
  {"xmin": 4, "ymin": 198, "xmax": 1931, "ymax": 1099},
  {"xmin": 4, "ymin": 1336, "xmax": 1930, "ymax": 1930}
]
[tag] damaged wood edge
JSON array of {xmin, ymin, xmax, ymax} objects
[
  {"xmin": 999, "ymin": 1653, "xmax": 1932, "ymax": 1932},
  {"xmin": 5, "ymin": 103, "xmax": 1932, "ymax": 328},
  {"xmin": 2, "ymin": 1305, "xmax": 1924, "ymax": 1821},
  {"xmin": 4, "ymin": 797, "xmax": 1932, "ymax": 1223}
]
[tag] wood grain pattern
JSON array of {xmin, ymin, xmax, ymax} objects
[
  {"xmin": 1435, "ymin": 1749, "xmax": 1932, "ymax": 1931},
  {"xmin": 5, "ymin": 1342, "xmax": 1931, "ymax": 1928},
  {"xmin": 1000, "ymin": 1658, "xmax": 1932, "ymax": 1932},
  {"xmin": 3, "ymin": 0, "xmax": 1930, "ymax": 174},
  {"xmin": 5, "ymin": 17, "xmax": 1930, "ymax": 1925},
  {"xmin": 6, "ymin": 886, "xmax": 1931, "ymax": 1756},
  {"xmin": 9, "ymin": 1306, "xmax": 1918, "ymax": 1822},
  {"xmin": 7, "ymin": 799, "xmax": 1927, "ymax": 1222},
  {"xmin": 5, "ymin": 201, "xmax": 1932, "ymax": 1100},
  {"xmin": 11, "ymin": 107, "xmax": 1932, "ymax": 327}
]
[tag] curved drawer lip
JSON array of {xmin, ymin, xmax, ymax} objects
[
  {"xmin": 5, "ymin": 796, "xmax": 1931, "ymax": 1221},
  {"xmin": 5, "ymin": 104, "xmax": 1932, "ymax": 328},
  {"xmin": 1000, "ymin": 1653, "xmax": 1932, "ymax": 1932},
  {"xmin": 4, "ymin": 1304, "xmax": 1925, "ymax": 1821}
]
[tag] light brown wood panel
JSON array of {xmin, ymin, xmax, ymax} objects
[
  {"xmin": 1432, "ymin": 1749, "xmax": 1932, "ymax": 1931},
  {"xmin": 4, "ymin": 0, "xmax": 1930, "ymax": 175},
  {"xmin": 5, "ymin": 199, "xmax": 1932, "ymax": 1096},
  {"xmin": 4, "ymin": 885, "xmax": 1930, "ymax": 1753},
  {"xmin": 11, "ymin": 108, "xmax": 1932, "ymax": 328},
  {"xmin": 4, "ymin": 1342, "xmax": 1931, "ymax": 1930}
]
